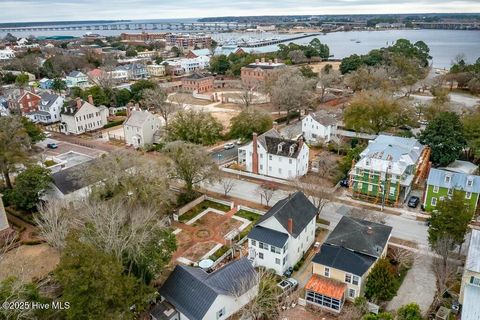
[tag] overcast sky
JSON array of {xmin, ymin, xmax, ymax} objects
[{"xmin": 2, "ymin": 0, "xmax": 480, "ymax": 23}]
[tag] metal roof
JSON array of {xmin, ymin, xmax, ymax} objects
[
  {"xmin": 256, "ymin": 191, "xmax": 318, "ymax": 238},
  {"xmin": 462, "ymin": 284, "xmax": 480, "ymax": 320},
  {"xmin": 248, "ymin": 225, "xmax": 288, "ymax": 248},
  {"xmin": 444, "ymin": 160, "xmax": 479, "ymax": 175},
  {"xmin": 305, "ymin": 274, "xmax": 346, "ymax": 300},
  {"xmin": 160, "ymin": 258, "xmax": 257, "ymax": 320},
  {"xmin": 0, "ymin": 196, "xmax": 9, "ymax": 232},
  {"xmin": 466, "ymin": 229, "xmax": 480, "ymax": 273},
  {"xmin": 427, "ymin": 168, "xmax": 480, "ymax": 194},
  {"xmin": 124, "ymin": 110, "xmax": 153, "ymax": 128}
]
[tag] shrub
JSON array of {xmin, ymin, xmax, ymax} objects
[{"xmin": 103, "ymin": 119, "xmax": 124, "ymax": 129}]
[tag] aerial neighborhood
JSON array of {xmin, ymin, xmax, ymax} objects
[{"xmin": 1, "ymin": 10, "xmax": 480, "ymax": 320}]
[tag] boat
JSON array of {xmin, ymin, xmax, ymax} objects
[{"xmin": 356, "ymin": 40, "xmax": 361, "ymax": 43}]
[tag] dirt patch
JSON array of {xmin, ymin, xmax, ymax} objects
[
  {"xmin": 182, "ymin": 241, "xmax": 218, "ymax": 262},
  {"xmin": 194, "ymin": 212, "xmax": 243, "ymax": 238},
  {"xmin": 169, "ymin": 92, "xmax": 213, "ymax": 105},
  {"xmin": 0, "ymin": 244, "xmax": 59, "ymax": 282},
  {"xmin": 307, "ymin": 61, "xmax": 341, "ymax": 73},
  {"xmin": 211, "ymin": 111, "xmax": 239, "ymax": 129}
]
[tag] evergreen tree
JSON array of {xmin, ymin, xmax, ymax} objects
[{"xmin": 365, "ymin": 258, "xmax": 397, "ymax": 302}]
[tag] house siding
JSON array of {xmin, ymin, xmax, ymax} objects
[{"xmin": 423, "ymin": 184, "xmax": 479, "ymax": 213}]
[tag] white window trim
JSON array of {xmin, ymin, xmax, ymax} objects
[
  {"xmin": 433, "ymin": 185, "xmax": 439, "ymax": 193},
  {"xmin": 324, "ymin": 267, "xmax": 330, "ymax": 277},
  {"xmin": 431, "ymin": 197, "xmax": 437, "ymax": 206}
]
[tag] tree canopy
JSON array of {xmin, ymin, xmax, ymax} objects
[
  {"xmin": 364, "ymin": 258, "xmax": 397, "ymax": 302},
  {"xmin": 9, "ymin": 165, "xmax": 52, "ymax": 211},
  {"xmin": 167, "ymin": 109, "xmax": 223, "ymax": 145},
  {"xmin": 419, "ymin": 112, "xmax": 466, "ymax": 166},
  {"xmin": 229, "ymin": 108, "xmax": 273, "ymax": 139}
]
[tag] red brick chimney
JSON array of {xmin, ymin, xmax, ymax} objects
[
  {"xmin": 298, "ymin": 137, "xmax": 304, "ymax": 151},
  {"xmin": 87, "ymin": 94, "xmax": 94, "ymax": 105},
  {"xmin": 288, "ymin": 218, "xmax": 293, "ymax": 234},
  {"xmin": 75, "ymin": 97, "xmax": 82, "ymax": 109},
  {"xmin": 252, "ymin": 132, "xmax": 259, "ymax": 174}
]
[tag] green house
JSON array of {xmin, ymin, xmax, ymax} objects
[
  {"xmin": 350, "ymin": 135, "xmax": 428, "ymax": 207},
  {"xmin": 423, "ymin": 168, "xmax": 480, "ymax": 213}
]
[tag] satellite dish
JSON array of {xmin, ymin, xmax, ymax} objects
[{"xmin": 199, "ymin": 259, "xmax": 214, "ymax": 270}]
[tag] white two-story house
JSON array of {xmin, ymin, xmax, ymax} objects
[
  {"xmin": 123, "ymin": 109, "xmax": 161, "ymax": 148},
  {"xmin": 158, "ymin": 258, "xmax": 258, "ymax": 320},
  {"xmin": 66, "ymin": 71, "xmax": 89, "ymax": 88},
  {"xmin": 302, "ymin": 110, "xmax": 338, "ymax": 143},
  {"xmin": 247, "ymin": 192, "xmax": 318, "ymax": 275},
  {"xmin": 28, "ymin": 93, "xmax": 64, "ymax": 124},
  {"xmin": 238, "ymin": 129, "xmax": 309, "ymax": 180},
  {"xmin": 60, "ymin": 96, "xmax": 108, "ymax": 135}
]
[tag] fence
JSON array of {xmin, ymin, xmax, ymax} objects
[
  {"xmin": 177, "ymin": 194, "xmax": 206, "ymax": 216},
  {"xmin": 108, "ymin": 133, "xmax": 126, "ymax": 142}
]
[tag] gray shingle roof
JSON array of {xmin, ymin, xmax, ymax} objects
[
  {"xmin": 248, "ymin": 225, "xmax": 288, "ymax": 247},
  {"xmin": 309, "ymin": 110, "xmax": 337, "ymax": 126},
  {"xmin": 326, "ymin": 216, "xmax": 392, "ymax": 258},
  {"xmin": 52, "ymin": 161, "xmax": 93, "ymax": 194},
  {"xmin": 68, "ymin": 71, "xmax": 85, "ymax": 77},
  {"xmin": 264, "ymin": 136, "xmax": 301, "ymax": 158},
  {"xmin": 184, "ymin": 72, "xmax": 212, "ymax": 80},
  {"xmin": 39, "ymin": 93, "xmax": 60, "ymax": 110},
  {"xmin": 361, "ymin": 135, "xmax": 424, "ymax": 162},
  {"xmin": 160, "ymin": 258, "xmax": 257, "ymax": 320},
  {"xmin": 256, "ymin": 191, "xmax": 317, "ymax": 238},
  {"xmin": 312, "ymin": 243, "xmax": 377, "ymax": 276},
  {"xmin": 124, "ymin": 110, "xmax": 151, "ymax": 127},
  {"xmin": 427, "ymin": 168, "xmax": 480, "ymax": 194}
]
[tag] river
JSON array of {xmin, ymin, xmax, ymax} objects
[{"xmin": 2, "ymin": 25, "xmax": 478, "ymax": 69}]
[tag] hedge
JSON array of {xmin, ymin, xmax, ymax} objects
[{"xmin": 103, "ymin": 119, "xmax": 125, "ymax": 129}]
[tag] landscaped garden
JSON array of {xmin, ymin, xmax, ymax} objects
[{"xmin": 178, "ymin": 200, "xmax": 231, "ymax": 223}]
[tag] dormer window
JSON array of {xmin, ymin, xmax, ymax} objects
[
  {"xmin": 289, "ymin": 145, "xmax": 296, "ymax": 156},
  {"xmin": 445, "ymin": 175, "xmax": 451, "ymax": 184},
  {"xmin": 366, "ymin": 159, "xmax": 370, "ymax": 166},
  {"xmin": 467, "ymin": 178, "xmax": 473, "ymax": 187},
  {"xmin": 277, "ymin": 142, "xmax": 284, "ymax": 153}
]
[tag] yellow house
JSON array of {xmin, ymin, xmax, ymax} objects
[
  {"xmin": 459, "ymin": 229, "xmax": 480, "ymax": 320},
  {"xmin": 305, "ymin": 216, "xmax": 392, "ymax": 313}
]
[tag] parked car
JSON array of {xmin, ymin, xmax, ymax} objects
[
  {"xmin": 340, "ymin": 179, "xmax": 349, "ymax": 188},
  {"xmin": 224, "ymin": 142, "xmax": 235, "ymax": 150},
  {"xmin": 408, "ymin": 196, "xmax": 420, "ymax": 208},
  {"xmin": 277, "ymin": 278, "xmax": 298, "ymax": 295},
  {"xmin": 235, "ymin": 138, "xmax": 246, "ymax": 145},
  {"xmin": 283, "ymin": 267, "xmax": 293, "ymax": 277},
  {"xmin": 46, "ymin": 143, "xmax": 58, "ymax": 149}
]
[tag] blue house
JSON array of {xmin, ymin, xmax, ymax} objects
[{"xmin": 39, "ymin": 78, "xmax": 53, "ymax": 89}]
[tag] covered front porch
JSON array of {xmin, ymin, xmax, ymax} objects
[{"xmin": 305, "ymin": 274, "xmax": 346, "ymax": 313}]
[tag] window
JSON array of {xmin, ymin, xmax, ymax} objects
[
  {"xmin": 352, "ymin": 275, "xmax": 360, "ymax": 285},
  {"xmin": 306, "ymin": 291, "xmax": 341, "ymax": 311},
  {"xmin": 467, "ymin": 178, "xmax": 473, "ymax": 187},
  {"xmin": 283, "ymin": 244, "xmax": 288, "ymax": 253},
  {"xmin": 345, "ymin": 273, "xmax": 352, "ymax": 284},
  {"xmin": 431, "ymin": 197, "xmax": 437, "ymax": 206},
  {"xmin": 389, "ymin": 186, "xmax": 396, "ymax": 196},
  {"xmin": 433, "ymin": 185, "xmax": 439, "ymax": 193},
  {"xmin": 278, "ymin": 168, "xmax": 282, "ymax": 174},
  {"xmin": 251, "ymin": 240, "xmax": 256, "ymax": 247},
  {"xmin": 289, "ymin": 159, "xmax": 293, "ymax": 164},
  {"xmin": 269, "ymin": 155, "xmax": 272, "ymax": 160},
  {"xmin": 348, "ymin": 288, "xmax": 356, "ymax": 298},
  {"xmin": 324, "ymin": 267, "xmax": 330, "ymax": 277},
  {"xmin": 368, "ymin": 184, "xmax": 373, "ymax": 192},
  {"xmin": 471, "ymin": 276, "xmax": 480, "ymax": 286},
  {"xmin": 466, "ymin": 192, "xmax": 472, "ymax": 200},
  {"xmin": 357, "ymin": 182, "xmax": 363, "ymax": 189},
  {"xmin": 445, "ymin": 175, "xmax": 451, "ymax": 183},
  {"xmin": 259, "ymin": 242, "xmax": 267, "ymax": 250},
  {"xmin": 217, "ymin": 307, "xmax": 225, "ymax": 319},
  {"xmin": 259, "ymin": 164, "xmax": 263, "ymax": 170},
  {"xmin": 259, "ymin": 252, "xmax": 264, "ymax": 259},
  {"xmin": 283, "ymin": 256, "xmax": 287, "ymax": 265},
  {"xmin": 448, "ymin": 188, "xmax": 453, "ymax": 196},
  {"xmin": 275, "ymin": 258, "xmax": 281, "ymax": 265}
]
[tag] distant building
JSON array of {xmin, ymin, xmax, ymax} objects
[
  {"xmin": 423, "ymin": 168, "xmax": 480, "ymax": 213},
  {"xmin": 302, "ymin": 110, "xmax": 338, "ymax": 143},
  {"xmin": 214, "ymin": 45, "xmax": 245, "ymax": 56},
  {"xmin": 60, "ymin": 96, "xmax": 108, "ymax": 135},
  {"xmin": 350, "ymin": 135, "xmax": 430, "ymax": 206},
  {"xmin": 247, "ymin": 191, "xmax": 317, "ymax": 275},
  {"xmin": 181, "ymin": 72, "xmax": 214, "ymax": 93},
  {"xmin": 256, "ymin": 25, "xmax": 276, "ymax": 32},
  {"xmin": 241, "ymin": 58, "xmax": 286, "ymax": 88},
  {"xmin": 460, "ymin": 229, "xmax": 480, "ymax": 320},
  {"xmin": 306, "ymin": 216, "xmax": 392, "ymax": 312},
  {"xmin": 165, "ymin": 56, "xmax": 210, "ymax": 75},
  {"xmin": 66, "ymin": 71, "xmax": 89, "ymax": 88},
  {"xmin": 123, "ymin": 109, "xmax": 161, "ymax": 148},
  {"xmin": 165, "ymin": 33, "xmax": 212, "ymax": 49},
  {"xmin": 39, "ymin": 78, "xmax": 53, "ymax": 90},
  {"xmin": 0, "ymin": 47, "xmax": 15, "ymax": 60},
  {"xmin": 109, "ymin": 67, "xmax": 129, "ymax": 83},
  {"xmin": 28, "ymin": 93, "xmax": 64, "ymax": 124},
  {"xmin": 443, "ymin": 160, "xmax": 479, "ymax": 175},
  {"xmin": 146, "ymin": 64, "xmax": 166, "ymax": 77},
  {"xmin": 120, "ymin": 32, "xmax": 166, "ymax": 45},
  {"xmin": 238, "ymin": 129, "xmax": 309, "ymax": 180},
  {"xmin": 117, "ymin": 64, "xmax": 148, "ymax": 80},
  {"xmin": 159, "ymin": 258, "xmax": 258, "ymax": 320},
  {"xmin": 185, "ymin": 48, "xmax": 211, "ymax": 59}
]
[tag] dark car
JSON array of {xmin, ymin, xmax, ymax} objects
[
  {"xmin": 339, "ymin": 179, "xmax": 349, "ymax": 188},
  {"xmin": 283, "ymin": 267, "xmax": 293, "ymax": 277},
  {"xmin": 408, "ymin": 196, "xmax": 420, "ymax": 208},
  {"xmin": 46, "ymin": 143, "xmax": 58, "ymax": 149}
]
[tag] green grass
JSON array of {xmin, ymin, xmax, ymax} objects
[
  {"xmin": 209, "ymin": 245, "xmax": 230, "ymax": 261},
  {"xmin": 178, "ymin": 200, "xmax": 231, "ymax": 223},
  {"xmin": 317, "ymin": 217, "xmax": 331, "ymax": 225},
  {"xmin": 235, "ymin": 210, "xmax": 262, "ymax": 223},
  {"xmin": 44, "ymin": 160, "xmax": 57, "ymax": 167}
]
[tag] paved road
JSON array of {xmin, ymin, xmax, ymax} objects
[
  {"xmin": 202, "ymin": 178, "xmax": 430, "ymax": 248},
  {"xmin": 210, "ymin": 145, "xmax": 239, "ymax": 164}
]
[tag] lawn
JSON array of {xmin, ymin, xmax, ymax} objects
[
  {"xmin": 235, "ymin": 210, "xmax": 262, "ymax": 223},
  {"xmin": 178, "ymin": 200, "xmax": 231, "ymax": 223},
  {"xmin": 210, "ymin": 245, "xmax": 230, "ymax": 261}
]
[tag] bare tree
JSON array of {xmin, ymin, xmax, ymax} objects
[
  {"xmin": 389, "ymin": 242, "xmax": 417, "ymax": 270},
  {"xmin": 292, "ymin": 176, "xmax": 332, "ymax": 216},
  {"xmin": 35, "ymin": 199, "xmax": 80, "ymax": 251},
  {"xmin": 256, "ymin": 182, "xmax": 277, "ymax": 206},
  {"xmin": 142, "ymin": 87, "xmax": 179, "ymax": 128},
  {"xmin": 238, "ymin": 268, "xmax": 280, "ymax": 320},
  {"xmin": 221, "ymin": 178, "xmax": 236, "ymax": 197},
  {"xmin": 431, "ymin": 236, "xmax": 460, "ymax": 310},
  {"xmin": 317, "ymin": 69, "xmax": 341, "ymax": 102}
]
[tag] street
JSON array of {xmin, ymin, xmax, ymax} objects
[
  {"xmin": 210, "ymin": 145, "xmax": 239, "ymax": 164},
  {"xmin": 202, "ymin": 178, "xmax": 430, "ymax": 248}
]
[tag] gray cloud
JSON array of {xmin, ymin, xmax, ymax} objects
[{"xmin": 1, "ymin": 0, "xmax": 479, "ymax": 22}]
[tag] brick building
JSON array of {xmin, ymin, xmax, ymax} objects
[
  {"xmin": 181, "ymin": 72, "xmax": 214, "ymax": 93},
  {"xmin": 165, "ymin": 34, "xmax": 212, "ymax": 49},
  {"xmin": 241, "ymin": 58, "xmax": 286, "ymax": 88},
  {"xmin": 13, "ymin": 88, "xmax": 42, "ymax": 114},
  {"xmin": 120, "ymin": 32, "xmax": 166, "ymax": 45}
]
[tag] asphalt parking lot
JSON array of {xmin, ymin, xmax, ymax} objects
[{"xmin": 37, "ymin": 138, "xmax": 105, "ymax": 158}]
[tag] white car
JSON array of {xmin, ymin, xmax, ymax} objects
[{"xmin": 224, "ymin": 142, "xmax": 235, "ymax": 150}]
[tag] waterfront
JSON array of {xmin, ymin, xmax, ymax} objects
[{"xmin": 1, "ymin": 25, "xmax": 478, "ymax": 68}]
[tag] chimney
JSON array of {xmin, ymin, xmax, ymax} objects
[
  {"xmin": 255, "ymin": 59, "xmax": 259, "ymax": 64},
  {"xmin": 88, "ymin": 94, "xmax": 94, "ymax": 105},
  {"xmin": 298, "ymin": 136, "xmax": 304, "ymax": 150},
  {"xmin": 274, "ymin": 58, "xmax": 278, "ymax": 64},
  {"xmin": 268, "ymin": 59, "xmax": 272, "ymax": 65},
  {"xmin": 261, "ymin": 57, "xmax": 265, "ymax": 63},
  {"xmin": 74, "ymin": 97, "xmax": 82, "ymax": 109},
  {"xmin": 367, "ymin": 226, "xmax": 373, "ymax": 235},
  {"xmin": 252, "ymin": 132, "xmax": 259, "ymax": 174},
  {"xmin": 288, "ymin": 218, "xmax": 293, "ymax": 234}
]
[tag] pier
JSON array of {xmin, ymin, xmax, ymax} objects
[{"xmin": 240, "ymin": 33, "xmax": 322, "ymax": 47}]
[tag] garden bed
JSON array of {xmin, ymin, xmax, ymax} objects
[
  {"xmin": 178, "ymin": 200, "xmax": 230, "ymax": 223},
  {"xmin": 235, "ymin": 210, "xmax": 262, "ymax": 223}
]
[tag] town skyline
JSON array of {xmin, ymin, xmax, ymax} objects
[{"xmin": 2, "ymin": 0, "xmax": 480, "ymax": 23}]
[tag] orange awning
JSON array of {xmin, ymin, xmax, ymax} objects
[{"xmin": 305, "ymin": 274, "xmax": 346, "ymax": 300}]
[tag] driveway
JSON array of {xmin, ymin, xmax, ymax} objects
[{"xmin": 387, "ymin": 254, "xmax": 436, "ymax": 315}]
